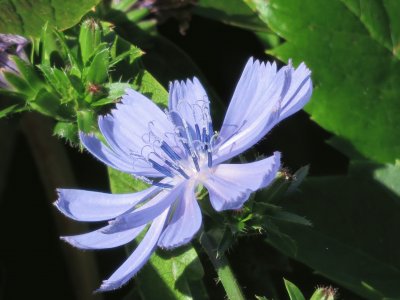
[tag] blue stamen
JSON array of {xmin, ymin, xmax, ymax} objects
[
  {"xmin": 208, "ymin": 122, "xmax": 213, "ymax": 140},
  {"xmin": 192, "ymin": 155, "xmax": 200, "ymax": 172},
  {"xmin": 152, "ymin": 182, "xmax": 174, "ymax": 189},
  {"xmin": 195, "ymin": 124, "xmax": 201, "ymax": 141},
  {"xmin": 164, "ymin": 160, "xmax": 190, "ymax": 179},
  {"xmin": 148, "ymin": 159, "xmax": 174, "ymax": 178},
  {"xmin": 160, "ymin": 141, "xmax": 181, "ymax": 161},
  {"xmin": 181, "ymin": 141, "xmax": 191, "ymax": 155},
  {"xmin": 202, "ymin": 127, "xmax": 207, "ymax": 144},
  {"xmin": 207, "ymin": 151, "xmax": 213, "ymax": 168},
  {"xmin": 204, "ymin": 144, "xmax": 213, "ymax": 168}
]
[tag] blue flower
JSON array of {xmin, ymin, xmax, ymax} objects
[
  {"xmin": 0, "ymin": 34, "xmax": 29, "ymax": 88},
  {"xmin": 55, "ymin": 58, "xmax": 312, "ymax": 291}
]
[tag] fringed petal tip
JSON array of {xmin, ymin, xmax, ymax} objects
[
  {"xmin": 53, "ymin": 189, "xmax": 73, "ymax": 219},
  {"xmin": 95, "ymin": 280, "xmax": 127, "ymax": 293},
  {"xmin": 158, "ymin": 235, "xmax": 193, "ymax": 250},
  {"xmin": 60, "ymin": 234, "xmax": 101, "ymax": 251},
  {"xmin": 60, "ymin": 236, "xmax": 78, "ymax": 247},
  {"xmin": 168, "ymin": 76, "xmax": 199, "ymax": 89},
  {"xmin": 262, "ymin": 151, "xmax": 282, "ymax": 187}
]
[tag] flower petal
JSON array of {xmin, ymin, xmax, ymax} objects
[
  {"xmin": 218, "ymin": 58, "xmax": 277, "ymax": 142},
  {"xmin": 213, "ymin": 152, "xmax": 281, "ymax": 191},
  {"xmin": 81, "ymin": 88, "xmax": 183, "ymax": 178},
  {"xmin": 61, "ymin": 224, "xmax": 146, "ymax": 250},
  {"xmin": 204, "ymin": 152, "xmax": 281, "ymax": 211},
  {"xmin": 204, "ymin": 175, "xmax": 252, "ymax": 212},
  {"xmin": 55, "ymin": 186, "xmax": 159, "ymax": 222},
  {"xmin": 80, "ymin": 133, "xmax": 138, "ymax": 174},
  {"xmin": 97, "ymin": 117, "xmax": 163, "ymax": 178},
  {"xmin": 158, "ymin": 183, "xmax": 202, "ymax": 249},
  {"xmin": 215, "ymin": 58, "xmax": 312, "ymax": 162},
  {"xmin": 168, "ymin": 78, "xmax": 211, "ymax": 137},
  {"xmin": 96, "ymin": 208, "xmax": 170, "ymax": 291},
  {"xmin": 104, "ymin": 183, "xmax": 185, "ymax": 233},
  {"xmin": 109, "ymin": 89, "xmax": 177, "ymax": 151},
  {"xmin": 280, "ymin": 62, "xmax": 313, "ymax": 120}
]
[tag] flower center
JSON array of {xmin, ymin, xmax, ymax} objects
[{"xmin": 133, "ymin": 99, "xmax": 216, "ymax": 187}]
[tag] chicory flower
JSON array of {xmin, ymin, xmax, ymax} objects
[
  {"xmin": 0, "ymin": 34, "xmax": 28, "ymax": 88},
  {"xmin": 55, "ymin": 58, "xmax": 312, "ymax": 291}
]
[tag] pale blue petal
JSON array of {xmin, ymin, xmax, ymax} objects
[
  {"xmin": 81, "ymin": 88, "xmax": 183, "ymax": 177},
  {"xmin": 213, "ymin": 152, "xmax": 281, "ymax": 191},
  {"xmin": 203, "ymin": 152, "xmax": 280, "ymax": 211},
  {"xmin": 111, "ymin": 89, "xmax": 177, "ymax": 149},
  {"xmin": 168, "ymin": 78, "xmax": 210, "ymax": 136},
  {"xmin": 204, "ymin": 174, "xmax": 252, "ymax": 212},
  {"xmin": 55, "ymin": 186, "xmax": 159, "ymax": 222},
  {"xmin": 80, "ymin": 133, "xmax": 138, "ymax": 174},
  {"xmin": 280, "ymin": 62, "xmax": 312, "ymax": 120},
  {"xmin": 96, "ymin": 208, "xmax": 170, "ymax": 292},
  {"xmin": 98, "ymin": 116, "xmax": 163, "ymax": 178},
  {"xmin": 104, "ymin": 183, "xmax": 185, "ymax": 233},
  {"xmin": 158, "ymin": 184, "xmax": 202, "ymax": 249},
  {"xmin": 215, "ymin": 59, "xmax": 312, "ymax": 163},
  {"xmin": 61, "ymin": 224, "xmax": 146, "ymax": 249},
  {"xmin": 213, "ymin": 103, "xmax": 281, "ymax": 165},
  {"xmin": 218, "ymin": 58, "xmax": 277, "ymax": 143}
]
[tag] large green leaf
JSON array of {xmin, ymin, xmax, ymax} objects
[
  {"xmin": 267, "ymin": 162, "xmax": 400, "ymax": 299},
  {"xmin": 0, "ymin": 0, "xmax": 100, "ymax": 37},
  {"xmin": 253, "ymin": 0, "xmax": 400, "ymax": 163},
  {"xmin": 194, "ymin": 0, "xmax": 268, "ymax": 32}
]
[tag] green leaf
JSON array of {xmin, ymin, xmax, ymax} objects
[
  {"xmin": 107, "ymin": 168, "xmax": 207, "ymax": 300},
  {"xmin": 286, "ymin": 165, "xmax": 309, "ymax": 194},
  {"xmin": 38, "ymin": 65, "xmax": 82, "ymax": 105},
  {"xmin": 77, "ymin": 110, "xmax": 97, "ymax": 133},
  {"xmin": 30, "ymin": 88, "xmax": 72, "ymax": 119},
  {"xmin": 254, "ymin": 0, "xmax": 400, "ymax": 163},
  {"xmin": 283, "ymin": 279, "xmax": 306, "ymax": 300},
  {"xmin": 267, "ymin": 162, "xmax": 400, "ymax": 299},
  {"xmin": 85, "ymin": 48, "xmax": 109, "ymax": 84},
  {"xmin": 132, "ymin": 69, "xmax": 169, "ymax": 106},
  {"xmin": 92, "ymin": 82, "xmax": 131, "ymax": 107},
  {"xmin": 53, "ymin": 121, "xmax": 79, "ymax": 145},
  {"xmin": 53, "ymin": 30, "xmax": 82, "ymax": 73},
  {"xmin": 79, "ymin": 19, "xmax": 102, "ymax": 64},
  {"xmin": 0, "ymin": 104, "xmax": 23, "ymax": 118},
  {"xmin": 108, "ymin": 167, "xmax": 149, "ymax": 193},
  {"xmin": 11, "ymin": 56, "xmax": 43, "ymax": 91},
  {"xmin": 3, "ymin": 71, "xmax": 34, "ymax": 96},
  {"xmin": 194, "ymin": 0, "xmax": 268, "ymax": 32},
  {"xmin": 109, "ymin": 46, "xmax": 143, "ymax": 67},
  {"xmin": 0, "ymin": 0, "xmax": 101, "ymax": 37}
]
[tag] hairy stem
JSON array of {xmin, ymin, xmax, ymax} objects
[{"xmin": 199, "ymin": 232, "xmax": 246, "ymax": 300}]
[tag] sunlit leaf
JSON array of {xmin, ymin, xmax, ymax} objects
[
  {"xmin": 254, "ymin": 0, "xmax": 400, "ymax": 163},
  {"xmin": 0, "ymin": 0, "xmax": 101, "ymax": 37}
]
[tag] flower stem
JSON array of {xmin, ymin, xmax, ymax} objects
[{"xmin": 199, "ymin": 232, "xmax": 246, "ymax": 300}]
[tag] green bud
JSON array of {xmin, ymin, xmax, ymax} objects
[
  {"xmin": 79, "ymin": 19, "xmax": 102, "ymax": 65},
  {"xmin": 310, "ymin": 286, "xmax": 337, "ymax": 300}
]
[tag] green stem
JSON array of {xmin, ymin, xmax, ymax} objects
[{"xmin": 199, "ymin": 232, "xmax": 246, "ymax": 300}]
